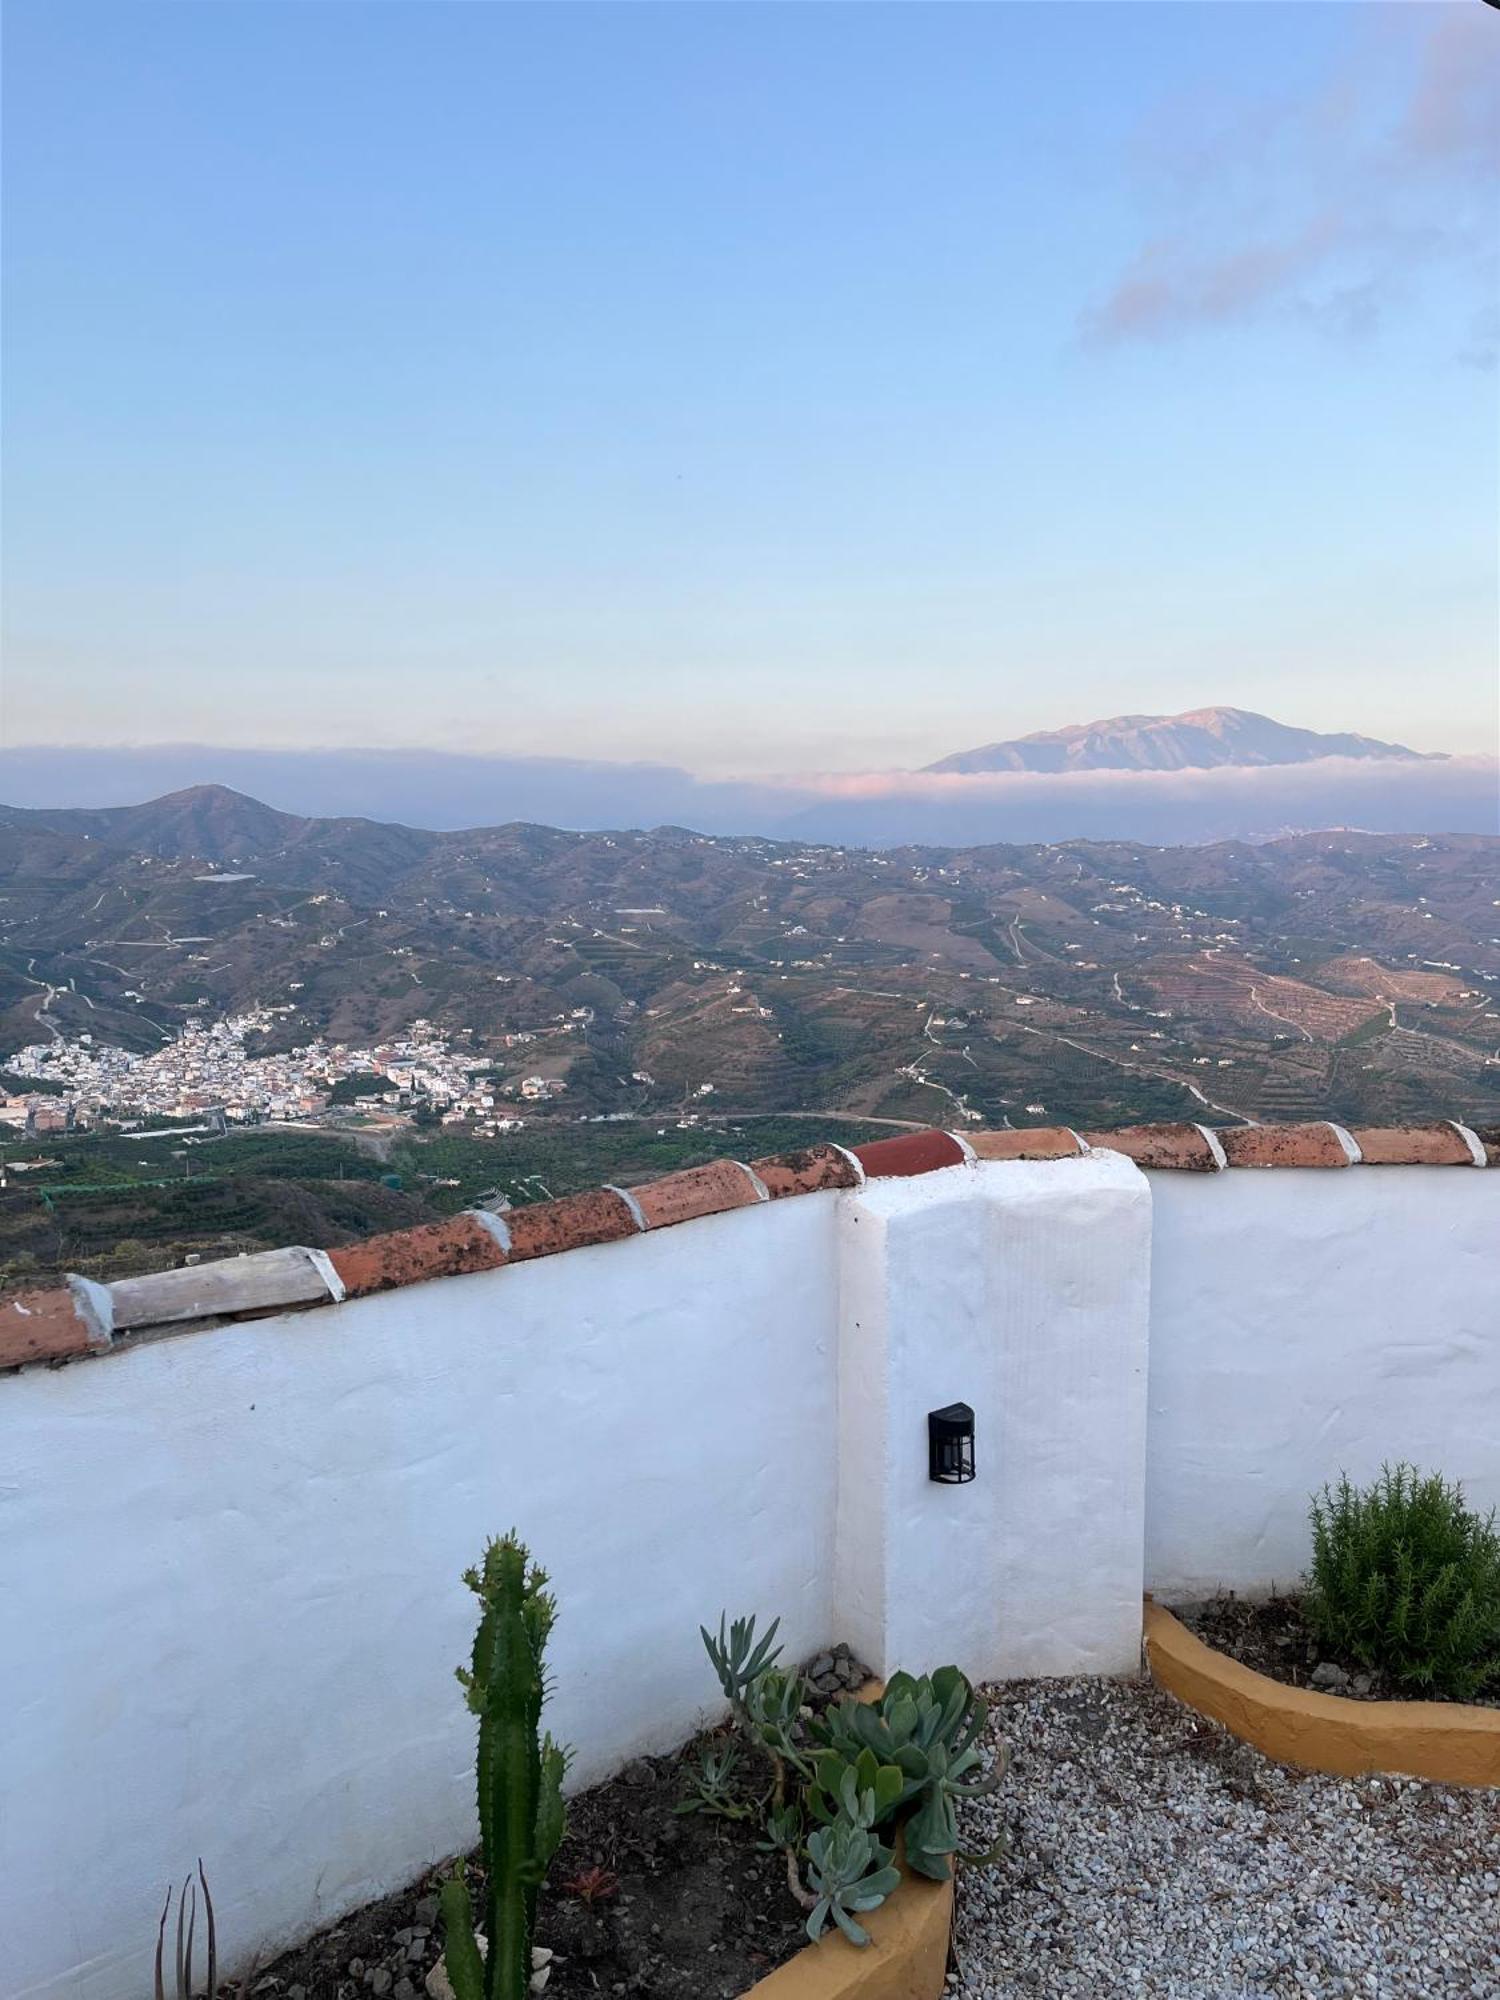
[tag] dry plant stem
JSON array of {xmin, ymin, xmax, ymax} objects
[{"xmin": 785, "ymin": 1846, "xmax": 817, "ymax": 1913}]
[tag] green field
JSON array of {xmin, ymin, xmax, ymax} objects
[{"xmin": 0, "ymin": 1114, "xmax": 894, "ymax": 1286}]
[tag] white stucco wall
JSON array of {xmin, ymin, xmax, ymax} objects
[
  {"xmin": 1144, "ymin": 1167, "xmax": 1500, "ymax": 1601},
  {"xmin": 3, "ymin": 1195, "xmax": 840, "ymax": 2000},
  {"xmin": 8, "ymin": 1148, "xmax": 1496, "ymax": 2000},
  {"xmin": 835, "ymin": 1152, "xmax": 1152, "ymax": 1681}
]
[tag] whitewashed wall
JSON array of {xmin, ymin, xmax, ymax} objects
[
  {"xmin": 7, "ymin": 1151, "xmax": 1498, "ymax": 2000},
  {"xmin": 1144, "ymin": 1167, "xmax": 1500, "ymax": 1600},
  {"xmin": 836, "ymin": 1151, "xmax": 1151, "ymax": 1682},
  {"xmin": 4, "ymin": 1195, "xmax": 840, "ymax": 2000}
]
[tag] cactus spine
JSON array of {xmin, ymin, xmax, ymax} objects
[{"xmin": 442, "ymin": 1535, "xmax": 570, "ymax": 2000}]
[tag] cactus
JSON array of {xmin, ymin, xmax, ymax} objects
[{"xmin": 442, "ymin": 1535, "xmax": 571, "ymax": 2000}]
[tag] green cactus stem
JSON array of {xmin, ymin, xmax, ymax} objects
[{"xmin": 444, "ymin": 1535, "xmax": 571, "ymax": 2000}]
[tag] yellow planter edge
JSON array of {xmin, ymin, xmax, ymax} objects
[
  {"xmin": 1143, "ymin": 1598, "xmax": 1500, "ymax": 1788},
  {"xmin": 744, "ymin": 1863, "xmax": 954, "ymax": 2000},
  {"xmin": 743, "ymin": 1676, "xmax": 955, "ymax": 2000}
]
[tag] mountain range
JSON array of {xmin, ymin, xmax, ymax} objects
[
  {"xmin": 0, "ymin": 708, "xmax": 1486, "ymax": 849},
  {"xmin": 924, "ymin": 707, "xmax": 1437, "ymax": 775},
  {"xmin": 2, "ymin": 782, "xmax": 1497, "ymax": 1135}
]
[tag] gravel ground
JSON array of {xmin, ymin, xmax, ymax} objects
[{"xmin": 950, "ymin": 1677, "xmax": 1500, "ymax": 2000}]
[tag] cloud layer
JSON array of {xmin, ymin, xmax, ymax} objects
[
  {"xmin": 2, "ymin": 744, "xmax": 1494, "ymax": 850},
  {"xmin": 1084, "ymin": 10, "xmax": 1498, "ymax": 358}
]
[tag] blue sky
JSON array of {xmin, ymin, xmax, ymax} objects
[{"xmin": 4, "ymin": 1, "xmax": 1496, "ymax": 776}]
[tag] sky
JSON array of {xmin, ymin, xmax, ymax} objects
[{"xmin": 3, "ymin": 0, "xmax": 1497, "ymax": 795}]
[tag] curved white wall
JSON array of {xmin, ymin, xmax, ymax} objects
[
  {"xmin": 6, "ymin": 1151, "xmax": 1497, "ymax": 2000},
  {"xmin": 1144, "ymin": 1167, "xmax": 1500, "ymax": 1601},
  {"xmin": 4, "ymin": 1194, "xmax": 840, "ymax": 2000}
]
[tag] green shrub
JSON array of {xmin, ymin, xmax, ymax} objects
[{"xmin": 1304, "ymin": 1465, "xmax": 1500, "ymax": 1701}]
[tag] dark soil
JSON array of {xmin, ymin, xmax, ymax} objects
[
  {"xmin": 219, "ymin": 1641, "xmax": 874, "ymax": 2000},
  {"xmin": 241, "ymin": 1732, "xmax": 813, "ymax": 2000},
  {"xmin": 1172, "ymin": 1591, "xmax": 1497, "ymax": 1705}
]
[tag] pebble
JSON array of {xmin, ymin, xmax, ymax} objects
[{"xmin": 951, "ymin": 1676, "xmax": 1500, "ymax": 1999}]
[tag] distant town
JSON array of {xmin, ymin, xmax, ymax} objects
[{"xmin": 3, "ymin": 1010, "xmax": 570, "ymax": 1138}]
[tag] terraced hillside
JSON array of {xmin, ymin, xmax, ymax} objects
[{"xmin": 2, "ymin": 788, "xmax": 1497, "ymax": 1133}]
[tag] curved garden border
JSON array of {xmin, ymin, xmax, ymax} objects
[
  {"xmin": 743, "ymin": 1675, "xmax": 955, "ymax": 2000},
  {"xmin": 1144, "ymin": 1599, "xmax": 1500, "ymax": 1788},
  {"xmin": 744, "ymin": 1856, "xmax": 953, "ymax": 2000}
]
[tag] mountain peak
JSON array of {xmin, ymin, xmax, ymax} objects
[{"xmin": 926, "ymin": 708, "xmax": 1438, "ymax": 776}]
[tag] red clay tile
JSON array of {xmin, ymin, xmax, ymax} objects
[
  {"xmin": 328, "ymin": 1214, "xmax": 508, "ymax": 1298},
  {"xmin": 1218, "ymin": 1122, "xmax": 1354, "ymax": 1168},
  {"xmin": 749, "ymin": 1143, "xmax": 864, "ymax": 1198},
  {"xmin": 1081, "ymin": 1124, "xmax": 1225, "ymax": 1171},
  {"xmin": 632, "ymin": 1158, "xmax": 765, "ymax": 1230},
  {"xmin": 505, "ymin": 1186, "xmax": 641, "ymax": 1262},
  {"xmin": 1350, "ymin": 1124, "xmax": 1481, "ymax": 1167},
  {"xmin": 853, "ymin": 1130, "xmax": 969, "ymax": 1179},
  {"xmin": 969, "ymin": 1128, "xmax": 1085, "ymax": 1163},
  {"xmin": 0, "ymin": 1286, "xmax": 98, "ymax": 1367}
]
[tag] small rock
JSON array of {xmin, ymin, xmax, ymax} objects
[
  {"xmin": 809, "ymin": 1651, "xmax": 834, "ymax": 1678},
  {"xmin": 620, "ymin": 1757, "xmax": 656, "ymax": 1786},
  {"xmin": 1310, "ymin": 1662, "xmax": 1350, "ymax": 1691},
  {"xmin": 394, "ymin": 1982, "xmax": 416, "ymax": 2000},
  {"xmin": 1351, "ymin": 1674, "xmax": 1374, "ymax": 1696},
  {"xmin": 414, "ymin": 1897, "xmax": 440, "ymax": 1926},
  {"xmin": 348, "ymin": 1963, "xmax": 366, "ymax": 1982},
  {"xmin": 369, "ymin": 1970, "xmax": 392, "ymax": 1997}
]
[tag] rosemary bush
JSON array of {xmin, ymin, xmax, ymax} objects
[{"xmin": 1304, "ymin": 1465, "xmax": 1500, "ymax": 1702}]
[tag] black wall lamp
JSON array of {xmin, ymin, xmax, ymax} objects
[{"xmin": 928, "ymin": 1402, "xmax": 976, "ymax": 1484}]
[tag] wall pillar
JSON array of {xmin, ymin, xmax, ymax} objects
[{"xmin": 834, "ymin": 1150, "xmax": 1152, "ymax": 1681}]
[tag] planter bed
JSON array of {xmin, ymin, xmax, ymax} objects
[
  {"xmin": 242, "ymin": 1644, "xmax": 954, "ymax": 2000},
  {"xmin": 1145, "ymin": 1598, "xmax": 1500, "ymax": 1787},
  {"xmin": 245, "ymin": 1732, "xmax": 807, "ymax": 2000},
  {"xmin": 1173, "ymin": 1590, "xmax": 1500, "ymax": 1707}
]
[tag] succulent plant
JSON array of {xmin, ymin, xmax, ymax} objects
[
  {"xmin": 696, "ymin": 1616, "xmax": 1008, "ymax": 1944},
  {"xmin": 442, "ymin": 1535, "xmax": 570, "ymax": 2000},
  {"xmin": 803, "ymin": 1803, "xmax": 901, "ymax": 1947},
  {"xmin": 812, "ymin": 1666, "xmax": 1007, "ymax": 1880},
  {"xmin": 675, "ymin": 1737, "xmax": 756, "ymax": 1820},
  {"xmin": 701, "ymin": 1611, "xmax": 785, "ymax": 1712}
]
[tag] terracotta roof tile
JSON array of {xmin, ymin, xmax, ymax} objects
[
  {"xmin": 1218, "ymin": 1122, "xmax": 1357, "ymax": 1169},
  {"xmin": 1082, "ymin": 1123, "xmax": 1226, "ymax": 1172},
  {"xmin": 0, "ymin": 1285, "xmax": 106, "ymax": 1368},
  {"xmin": 328, "ymin": 1213, "xmax": 508, "ymax": 1299},
  {"xmin": 505, "ymin": 1186, "xmax": 641, "ymax": 1262},
  {"xmin": 749, "ymin": 1143, "xmax": 864, "ymax": 1198},
  {"xmin": 968, "ymin": 1127, "xmax": 1085, "ymax": 1162},
  {"xmin": 0, "ymin": 1110, "xmax": 1488, "ymax": 1369},
  {"xmin": 1349, "ymin": 1123, "xmax": 1485, "ymax": 1167},
  {"xmin": 631, "ymin": 1158, "xmax": 766, "ymax": 1230},
  {"xmin": 853, "ymin": 1130, "xmax": 969, "ymax": 1179}
]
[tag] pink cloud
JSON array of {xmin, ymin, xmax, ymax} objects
[{"xmin": 1083, "ymin": 11, "xmax": 1497, "ymax": 348}]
